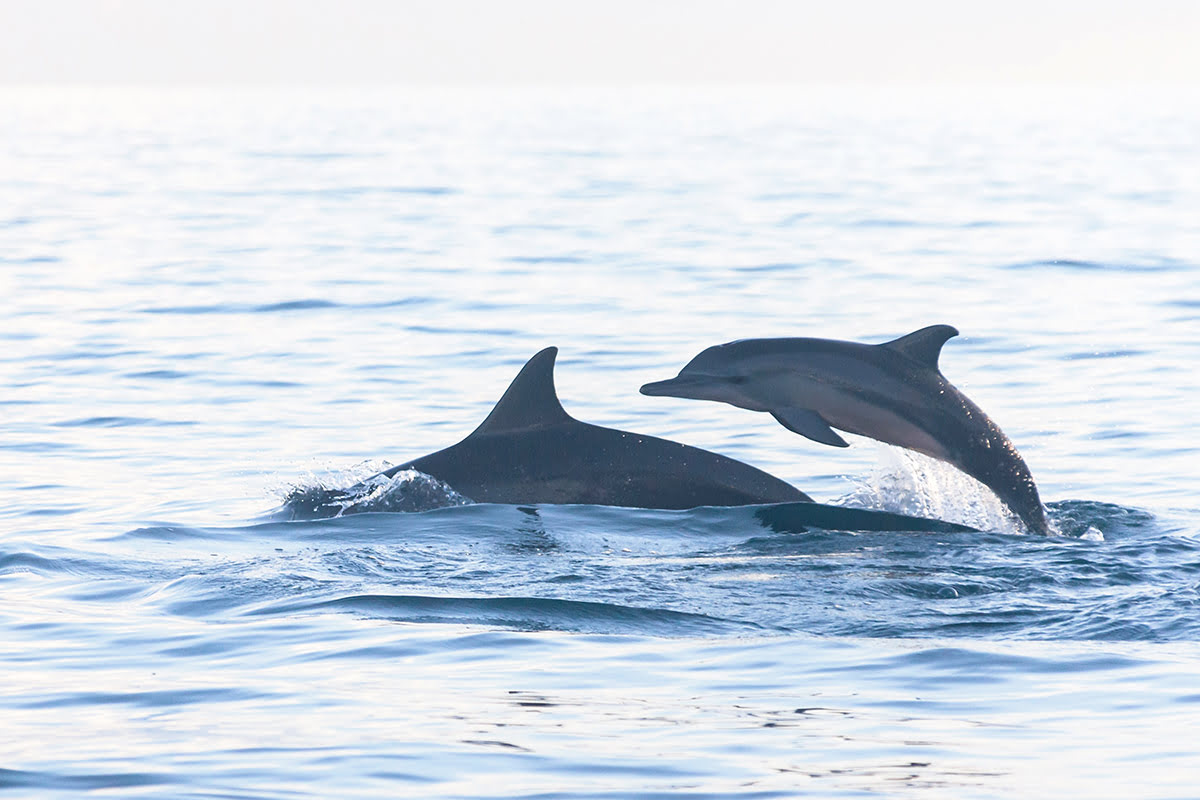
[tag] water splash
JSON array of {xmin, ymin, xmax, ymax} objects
[
  {"xmin": 273, "ymin": 464, "xmax": 473, "ymax": 520},
  {"xmin": 837, "ymin": 441, "xmax": 1025, "ymax": 534}
]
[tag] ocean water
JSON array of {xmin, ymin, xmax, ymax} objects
[{"xmin": 2, "ymin": 86, "xmax": 1199, "ymax": 798}]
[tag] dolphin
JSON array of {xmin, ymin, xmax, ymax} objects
[
  {"xmin": 640, "ymin": 325, "xmax": 1049, "ymax": 534},
  {"xmin": 280, "ymin": 346, "xmax": 806, "ymax": 515},
  {"xmin": 382, "ymin": 347, "xmax": 809, "ymax": 509},
  {"xmin": 279, "ymin": 347, "xmax": 974, "ymax": 532}
]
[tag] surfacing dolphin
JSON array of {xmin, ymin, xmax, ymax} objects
[
  {"xmin": 384, "ymin": 347, "xmax": 809, "ymax": 509},
  {"xmin": 280, "ymin": 347, "xmax": 973, "ymax": 532},
  {"xmin": 640, "ymin": 325, "xmax": 1049, "ymax": 534}
]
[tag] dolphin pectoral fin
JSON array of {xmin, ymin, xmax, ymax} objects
[{"xmin": 770, "ymin": 408, "xmax": 850, "ymax": 447}]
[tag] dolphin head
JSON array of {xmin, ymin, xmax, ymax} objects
[{"xmin": 640, "ymin": 343, "xmax": 764, "ymax": 409}]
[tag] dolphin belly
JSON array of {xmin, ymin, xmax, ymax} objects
[
  {"xmin": 751, "ymin": 373, "xmax": 953, "ymax": 461},
  {"xmin": 822, "ymin": 393, "xmax": 952, "ymax": 462}
]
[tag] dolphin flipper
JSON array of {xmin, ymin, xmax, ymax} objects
[{"xmin": 770, "ymin": 408, "xmax": 849, "ymax": 447}]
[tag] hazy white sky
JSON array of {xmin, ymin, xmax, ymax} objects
[{"xmin": 2, "ymin": 0, "xmax": 1197, "ymax": 86}]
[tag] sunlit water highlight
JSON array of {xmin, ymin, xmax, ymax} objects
[{"xmin": 2, "ymin": 86, "xmax": 1199, "ymax": 798}]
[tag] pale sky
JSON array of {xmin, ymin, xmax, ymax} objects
[{"xmin": 2, "ymin": 0, "xmax": 1197, "ymax": 86}]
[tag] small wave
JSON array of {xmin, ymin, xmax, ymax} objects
[
  {"xmin": 254, "ymin": 299, "xmax": 340, "ymax": 312},
  {"xmin": 255, "ymin": 592, "xmax": 766, "ymax": 636},
  {"xmin": 1062, "ymin": 349, "xmax": 1147, "ymax": 361},
  {"xmin": 217, "ymin": 184, "xmax": 457, "ymax": 197},
  {"xmin": 16, "ymin": 687, "xmax": 266, "ymax": 710},
  {"xmin": 53, "ymin": 416, "xmax": 194, "ymax": 428},
  {"xmin": 732, "ymin": 261, "xmax": 807, "ymax": 274},
  {"xmin": 244, "ymin": 149, "xmax": 376, "ymax": 160},
  {"xmin": 124, "ymin": 369, "xmax": 190, "ymax": 380},
  {"xmin": 138, "ymin": 300, "xmax": 336, "ymax": 314},
  {"xmin": 46, "ymin": 348, "xmax": 145, "ymax": 361},
  {"xmin": 1007, "ymin": 259, "xmax": 1172, "ymax": 273},
  {"xmin": 867, "ymin": 646, "xmax": 1146, "ymax": 677},
  {"xmin": 0, "ymin": 440, "xmax": 81, "ymax": 453},
  {"xmin": 852, "ymin": 217, "xmax": 921, "ymax": 228},
  {"xmin": 140, "ymin": 297, "xmax": 429, "ymax": 315},
  {"xmin": 119, "ymin": 525, "xmax": 227, "ymax": 541},
  {"xmin": 139, "ymin": 304, "xmax": 238, "ymax": 315},
  {"xmin": 1, "ymin": 550, "xmax": 67, "ymax": 575},
  {"xmin": 505, "ymin": 254, "xmax": 589, "ymax": 264},
  {"xmin": 0, "ymin": 768, "xmax": 169, "ymax": 792},
  {"xmin": 1047, "ymin": 500, "xmax": 1157, "ymax": 539}
]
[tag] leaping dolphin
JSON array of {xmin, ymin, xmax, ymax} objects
[
  {"xmin": 280, "ymin": 347, "xmax": 974, "ymax": 532},
  {"xmin": 640, "ymin": 325, "xmax": 1049, "ymax": 534}
]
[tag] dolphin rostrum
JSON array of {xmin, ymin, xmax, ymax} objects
[
  {"xmin": 279, "ymin": 347, "xmax": 975, "ymax": 532},
  {"xmin": 640, "ymin": 326, "xmax": 1049, "ymax": 534}
]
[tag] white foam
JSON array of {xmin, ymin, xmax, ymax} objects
[{"xmin": 835, "ymin": 441, "xmax": 1026, "ymax": 534}]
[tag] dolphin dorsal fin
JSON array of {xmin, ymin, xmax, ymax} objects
[
  {"xmin": 881, "ymin": 325, "xmax": 959, "ymax": 370},
  {"xmin": 471, "ymin": 347, "xmax": 573, "ymax": 435}
]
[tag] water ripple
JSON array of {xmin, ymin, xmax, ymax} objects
[
  {"xmin": 255, "ymin": 593, "xmax": 767, "ymax": 636},
  {"xmin": 0, "ymin": 769, "xmax": 169, "ymax": 792}
]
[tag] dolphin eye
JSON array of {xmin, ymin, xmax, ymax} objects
[{"xmin": 727, "ymin": 375, "xmax": 747, "ymax": 385}]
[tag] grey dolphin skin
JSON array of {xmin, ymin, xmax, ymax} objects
[
  {"xmin": 282, "ymin": 347, "xmax": 975, "ymax": 532},
  {"xmin": 640, "ymin": 326, "xmax": 1049, "ymax": 534},
  {"xmin": 385, "ymin": 347, "xmax": 808, "ymax": 509}
]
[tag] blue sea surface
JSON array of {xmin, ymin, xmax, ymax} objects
[{"xmin": 2, "ymin": 86, "xmax": 1199, "ymax": 798}]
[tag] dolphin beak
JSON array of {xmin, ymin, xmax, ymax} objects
[{"xmin": 640, "ymin": 375, "xmax": 709, "ymax": 398}]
